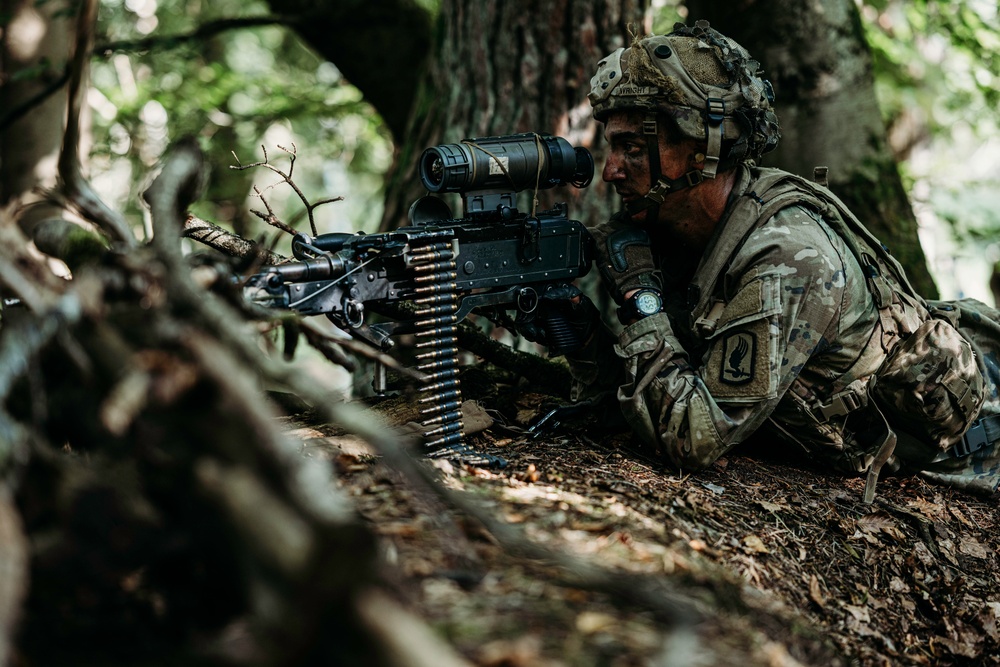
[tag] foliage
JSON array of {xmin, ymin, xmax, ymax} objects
[
  {"xmin": 865, "ymin": 0, "xmax": 999, "ymax": 122},
  {"xmin": 860, "ymin": 0, "xmax": 1000, "ymax": 266},
  {"xmin": 88, "ymin": 0, "xmax": 393, "ymax": 245},
  {"xmin": 650, "ymin": 0, "xmax": 686, "ymax": 34},
  {"xmin": 930, "ymin": 181, "xmax": 1000, "ymax": 244}
]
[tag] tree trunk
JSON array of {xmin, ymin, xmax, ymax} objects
[
  {"xmin": 0, "ymin": 0, "xmax": 74, "ymax": 234},
  {"xmin": 378, "ymin": 0, "xmax": 649, "ymax": 233},
  {"xmin": 262, "ymin": 0, "xmax": 434, "ymax": 145},
  {"xmin": 262, "ymin": 1, "xmax": 649, "ymax": 234},
  {"xmin": 685, "ymin": 0, "xmax": 938, "ymax": 298}
]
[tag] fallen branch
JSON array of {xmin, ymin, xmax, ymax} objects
[{"xmin": 183, "ymin": 214, "xmax": 285, "ymax": 265}]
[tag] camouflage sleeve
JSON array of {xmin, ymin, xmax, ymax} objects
[{"xmin": 613, "ymin": 205, "xmax": 862, "ymax": 470}]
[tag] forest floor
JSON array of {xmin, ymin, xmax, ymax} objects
[{"xmin": 289, "ymin": 369, "xmax": 1000, "ymax": 667}]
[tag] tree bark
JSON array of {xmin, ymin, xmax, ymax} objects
[
  {"xmin": 686, "ymin": 0, "xmax": 938, "ymax": 297},
  {"xmin": 378, "ymin": 0, "xmax": 649, "ymax": 233},
  {"xmin": 261, "ymin": 1, "xmax": 649, "ymax": 234}
]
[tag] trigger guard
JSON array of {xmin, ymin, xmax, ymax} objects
[
  {"xmin": 516, "ymin": 287, "xmax": 539, "ymax": 314},
  {"xmin": 343, "ymin": 299, "xmax": 365, "ymax": 328}
]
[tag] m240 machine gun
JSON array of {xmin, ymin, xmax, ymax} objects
[{"xmin": 245, "ymin": 133, "xmax": 594, "ymax": 464}]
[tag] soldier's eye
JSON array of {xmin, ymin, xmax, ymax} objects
[{"xmin": 623, "ymin": 142, "xmax": 642, "ymax": 156}]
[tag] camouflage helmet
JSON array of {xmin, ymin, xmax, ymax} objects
[{"xmin": 589, "ymin": 21, "xmax": 780, "ymax": 177}]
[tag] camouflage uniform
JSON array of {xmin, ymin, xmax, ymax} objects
[
  {"xmin": 576, "ymin": 20, "xmax": 1000, "ymax": 498},
  {"xmin": 907, "ymin": 304, "xmax": 1000, "ymax": 494},
  {"xmin": 569, "ymin": 164, "xmax": 1000, "ymax": 497}
]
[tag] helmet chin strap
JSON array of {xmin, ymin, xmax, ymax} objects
[
  {"xmin": 624, "ymin": 170, "xmax": 707, "ymax": 218},
  {"xmin": 639, "ymin": 114, "xmax": 663, "ymax": 224},
  {"xmin": 624, "ymin": 114, "xmax": 706, "ymax": 221}
]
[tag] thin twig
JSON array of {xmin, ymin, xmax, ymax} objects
[
  {"xmin": 249, "ymin": 185, "xmax": 297, "ymax": 236},
  {"xmin": 288, "ymin": 197, "xmax": 344, "ymax": 228},
  {"xmin": 299, "ymin": 319, "xmax": 426, "ymax": 382},
  {"xmin": 94, "ymin": 16, "xmax": 293, "ymax": 56},
  {"xmin": 231, "ymin": 144, "xmax": 342, "ymax": 237}
]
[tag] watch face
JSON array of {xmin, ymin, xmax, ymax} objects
[{"xmin": 635, "ymin": 291, "xmax": 662, "ymax": 316}]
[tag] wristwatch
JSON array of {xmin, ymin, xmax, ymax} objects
[{"xmin": 618, "ymin": 288, "xmax": 663, "ymax": 323}]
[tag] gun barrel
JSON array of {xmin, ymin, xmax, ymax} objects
[
  {"xmin": 291, "ymin": 232, "xmax": 354, "ymax": 259},
  {"xmin": 267, "ymin": 255, "xmax": 348, "ymax": 283}
]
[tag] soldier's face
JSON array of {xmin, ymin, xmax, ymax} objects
[{"xmin": 602, "ymin": 112, "xmax": 698, "ymax": 224}]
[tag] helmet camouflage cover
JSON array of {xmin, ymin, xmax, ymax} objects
[{"xmin": 589, "ymin": 20, "xmax": 781, "ymax": 175}]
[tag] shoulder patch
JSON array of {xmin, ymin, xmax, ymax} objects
[
  {"xmin": 704, "ymin": 316, "xmax": 775, "ymax": 401},
  {"xmin": 701, "ymin": 274, "xmax": 780, "ymax": 402},
  {"xmin": 720, "ymin": 330, "xmax": 757, "ymax": 385}
]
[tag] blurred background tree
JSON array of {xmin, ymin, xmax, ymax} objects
[
  {"xmin": 2, "ymin": 0, "xmax": 395, "ymax": 245},
  {"xmin": 860, "ymin": 0, "xmax": 1000, "ymax": 303}
]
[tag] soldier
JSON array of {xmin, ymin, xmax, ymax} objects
[{"xmin": 548, "ymin": 20, "xmax": 1000, "ymax": 501}]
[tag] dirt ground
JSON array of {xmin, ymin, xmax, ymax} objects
[{"xmin": 292, "ymin": 376, "xmax": 1000, "ymax": 667}]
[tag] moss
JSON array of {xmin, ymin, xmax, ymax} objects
[{"xmin": 33, "ymin": 218, "xmax": 110, "ymax": 272}]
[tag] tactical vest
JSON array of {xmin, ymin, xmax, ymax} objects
[{"xmin": 687, "ymin": 167, "xmax": 984, "ymax": 502}]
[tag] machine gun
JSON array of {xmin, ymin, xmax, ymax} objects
[{"xmin": 245, "ymin": 133, "xmax": 595, "ymax": 464}]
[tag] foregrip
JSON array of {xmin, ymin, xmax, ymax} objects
[{"xmin": 539, "ymin": 307, "xmax": 590, "ymax": 356}]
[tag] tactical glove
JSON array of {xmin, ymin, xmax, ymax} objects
[
  {"xmin": 589, "ymin": 221, "xmax": 662, "ymax": 305},
  {"xmin": 515, "ymin": 284, "xmax": 600, "ymax": 356}
]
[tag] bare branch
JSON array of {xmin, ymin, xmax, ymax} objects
[
  {"xmin": 0, "ymin": 70, "xmax": 71, "ymax": 135},
  {"xmin": 249, "ymin": 185, "xmax": 297, "ymax": 236},
  {"xmin": 231, "ymin": 145, "xmax": 342, "ymax": 238},
  {"xmin": 94, "ymin": 15, "xmax": 294, "ymax": 56},
  {"xmin": 309, "ymin": 197, "xmax": 346, "ymax": 209},
  {"xmin": 278, "ymin": 144, "xmax": 297, "ymax": 180},
  {"xmin": 299, "ymin": 320, "xmax": 426, "ymax": 382},
  {"xmin": 287, "ymin": 196, "xmax": 344, "ymax": 228},
  {"xmin": 143, "ymin": 137, "xmax": 206, "ymax": 263}
]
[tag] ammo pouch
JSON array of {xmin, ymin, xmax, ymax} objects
[{"xmin": 871, "ymin": 306, "xmax": 985, "ymax": 453}]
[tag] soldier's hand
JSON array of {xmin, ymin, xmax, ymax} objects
[{"xmin": 589, "ymin": 221, "xmax": 662, "ymax": 305}]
